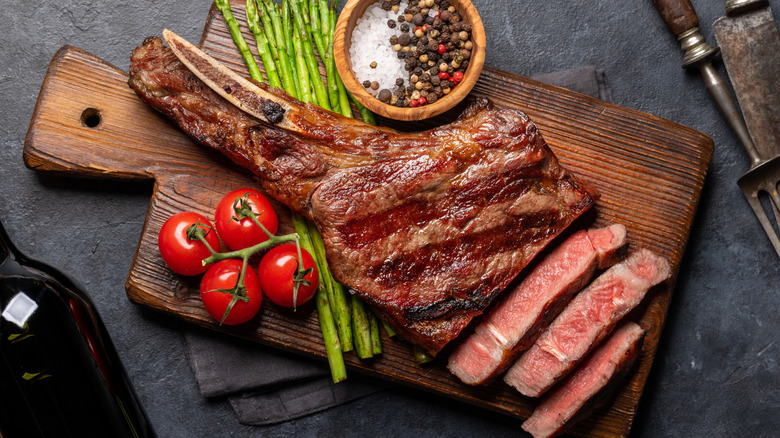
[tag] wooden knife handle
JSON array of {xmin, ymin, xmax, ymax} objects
[{"xmin": 652, "ymin": 0, "xmax": 699, "ymax": 37}]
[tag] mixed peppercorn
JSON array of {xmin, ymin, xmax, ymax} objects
[{"xmin": 362, "ymin": 0, "xmax": 473, "ymax": 108}]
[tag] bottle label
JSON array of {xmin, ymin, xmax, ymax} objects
[{"xmin": 2, "ymin": 292, "xmax": 38, "ymax": 328}]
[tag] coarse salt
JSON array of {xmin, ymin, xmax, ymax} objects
[{"xmin": 349, "ymin": 1, "xmax": 409, "ymax": 96}]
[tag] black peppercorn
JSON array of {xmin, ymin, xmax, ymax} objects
[
  {"xmin": 400, "ymin": 23, "xmax": 410, "ymax": 33},
  {"xmin": 362, "ymin": 80, "xmax": 371, "ymax": 88},
  {"xmin": 412, "ymin": 13, "xmax": 424, "ymax": 25},
  {"xmin": 398, "ymin": 33, "xmax": 410, "ymax": 46},
  {"xmin": 378, "ymin": 89, "xmax": 392, "ymax": 103},
  {"xmin": 387, "ymin": 19, "xmax": 397, "ymax": 29}
]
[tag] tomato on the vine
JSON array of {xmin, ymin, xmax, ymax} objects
[
  {"xmin": 200, "ymin": 259, "xmax": 263, "ymax": 325},
  {"xmin": 258, "ymin": 244, "xmax": 319, "ymax": 308},
  {"xmin": 214, "ymin": 188, "xmax": 279, "ymax": 251},
  {"xmin": 158, "ymin": 211, "xmax": 220, "ymax": 276}
]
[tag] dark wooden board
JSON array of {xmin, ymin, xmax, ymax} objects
[{"xmin": 23, "ymin": 3, "xmax": 712, "ymax": 436}]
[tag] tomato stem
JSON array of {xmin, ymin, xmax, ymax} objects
[
  {"xmin": 187, "ymin": 221, "xmax": 220, "ymax": 256},
  {"xmin": 232, "ymin": 193, "xmax": 276, "ymax": 240},
  {"xmin": 201, "ymin": 232, "xmax": 298, "ymax": 266}
]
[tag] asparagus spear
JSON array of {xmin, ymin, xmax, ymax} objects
[
  {"xmin": 317, "ymin": 287, "xmax": 347, "ymax": 382},
  {"xmin": 381, "ymin": 318, "xmax": 397, "ymax": 338},
  {"xmin": 308, "ymin": 223, "xmax": 353, "ymax": 352},
  {"xmin": 320, "ymin": 1, "xmax": 341, "ymax": 113},
  {"xmin": 350, "ymin": 92, "xmax": 377, "ymax": 125},
  {"xmin": 215, "ymin": 0, "xmax": 264, "ymax": 83},
  {"xmin": 369, "ymin": 310, "xmax": 382, "ymax": 355},
  {"xmin": 281, "ymin": 0, "xmax": 302, "ymax": 99},
  {"xmin": 256, "ymin": 0, "xmax": 299, "ymax": 98},
  {"xmin": 351, "ymin": 294, "xmax": 373, "ymax": 359},
  {"xmin": 246, "ymin": 0, "xmax": 282, "ymax": 89},
  {"xmin": 290, "ymin": 0, "xmax": 331, "ymax": 110},
  {"xmin": 292, "ymin": 29, "xmax": 313, "ymax": 103},
  {"xmin": 413, "ymin": 345, "xmax": 434, "ymax": 364},
  {"xmin": 255, "ymin": 0, "xmax": 279, "ymax": 60}
]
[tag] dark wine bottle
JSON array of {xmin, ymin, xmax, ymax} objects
[{"xmin": 0, "ymin": 220, "xmax": 157, "ymax": 438}]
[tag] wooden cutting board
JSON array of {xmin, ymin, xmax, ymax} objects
[{"xmin": 23, "ymin": 3, "xmax": 712, "ymax": 437}]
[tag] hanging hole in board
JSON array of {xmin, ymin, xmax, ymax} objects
[{"xmin": 80, "ymin": 108, "xmax": 102, "ymax": 128}]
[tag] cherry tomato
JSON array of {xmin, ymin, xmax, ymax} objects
[
  {"xmin": 158, "ymin": 212, "xmax": 219, "ymax": 276},
  {"xmin": 200, "ymin": 259, "xmax": 263, "ymax": 325},
  {"xmin": 258, "ymin": 244, "xmax": 319, "ymax": 308},
  {"xmin": 214, "ymin": 188, "xmax": 279, "ymax": 251}
]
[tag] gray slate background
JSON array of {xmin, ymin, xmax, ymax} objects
[{"xmin": 2, "ymin": 0, "xmax": 778, "ymax": 436}]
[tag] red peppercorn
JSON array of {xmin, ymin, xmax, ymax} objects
[
  {"xmin": 452, "ymin": 71, "xmax": 464, "ymax": 83},
  {"xmin": 411, "ymin": 99, "xmax": 419, "ymax": 107},
  {"xmin": 437, "ymin": 44, "xmax": 447, "ymax": 54},
  {"xmin": 438, "ymin": 72, "xmax": 450, "ymax": 80},
  {"xmin": 418, "ymin": 97, "xmax": 427, "ymax": 106}
]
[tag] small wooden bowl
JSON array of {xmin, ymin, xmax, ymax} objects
[{"xmin": 334, "ymin": 0, "xmax": 486, "ymax": 121}]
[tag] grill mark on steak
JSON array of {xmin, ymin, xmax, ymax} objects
[{"xmin": 128, "ymin": 36, "xmax": 600, "ymax": 355}]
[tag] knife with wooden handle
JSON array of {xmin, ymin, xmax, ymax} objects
[
  {"xmin": 651, "ymin": 0, "xmax": 760, "ymax": 163},
  {"xmin": 714, "ymin": 0, "xmax": 780, "ymax": 160}
]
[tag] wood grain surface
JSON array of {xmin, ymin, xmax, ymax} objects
[{"xmin": 23, "ymin": 2, "xmax": 712, "ymax": 436}]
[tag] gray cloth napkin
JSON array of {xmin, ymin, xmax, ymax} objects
[{"xmin": 183, "ymin": 65, "xmax": 613, "ymax": 426}]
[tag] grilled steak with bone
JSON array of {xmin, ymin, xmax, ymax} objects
[{"xmin": 127, "ymin": 31, "xmax": 599, "ymax": 355}]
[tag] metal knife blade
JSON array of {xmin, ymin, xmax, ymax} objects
[{"xmin": 714, "ymin": 0, "xmax": 780, "ymax": 160}]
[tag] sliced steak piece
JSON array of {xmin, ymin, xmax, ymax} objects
[
  {"xmin": 447, "ymin": 223, "xmax": 627, "ymax": 385},
  {"xmin": 128, "ymin": 37, "xmax": 599, "ymax": 355},
  {"xmin": 504, "ymin": 249, "xmax": 670, "ymax": 397},
  {"xmin": 521, "ymin": 321, "xmax": 645, "ymax": 438}
]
